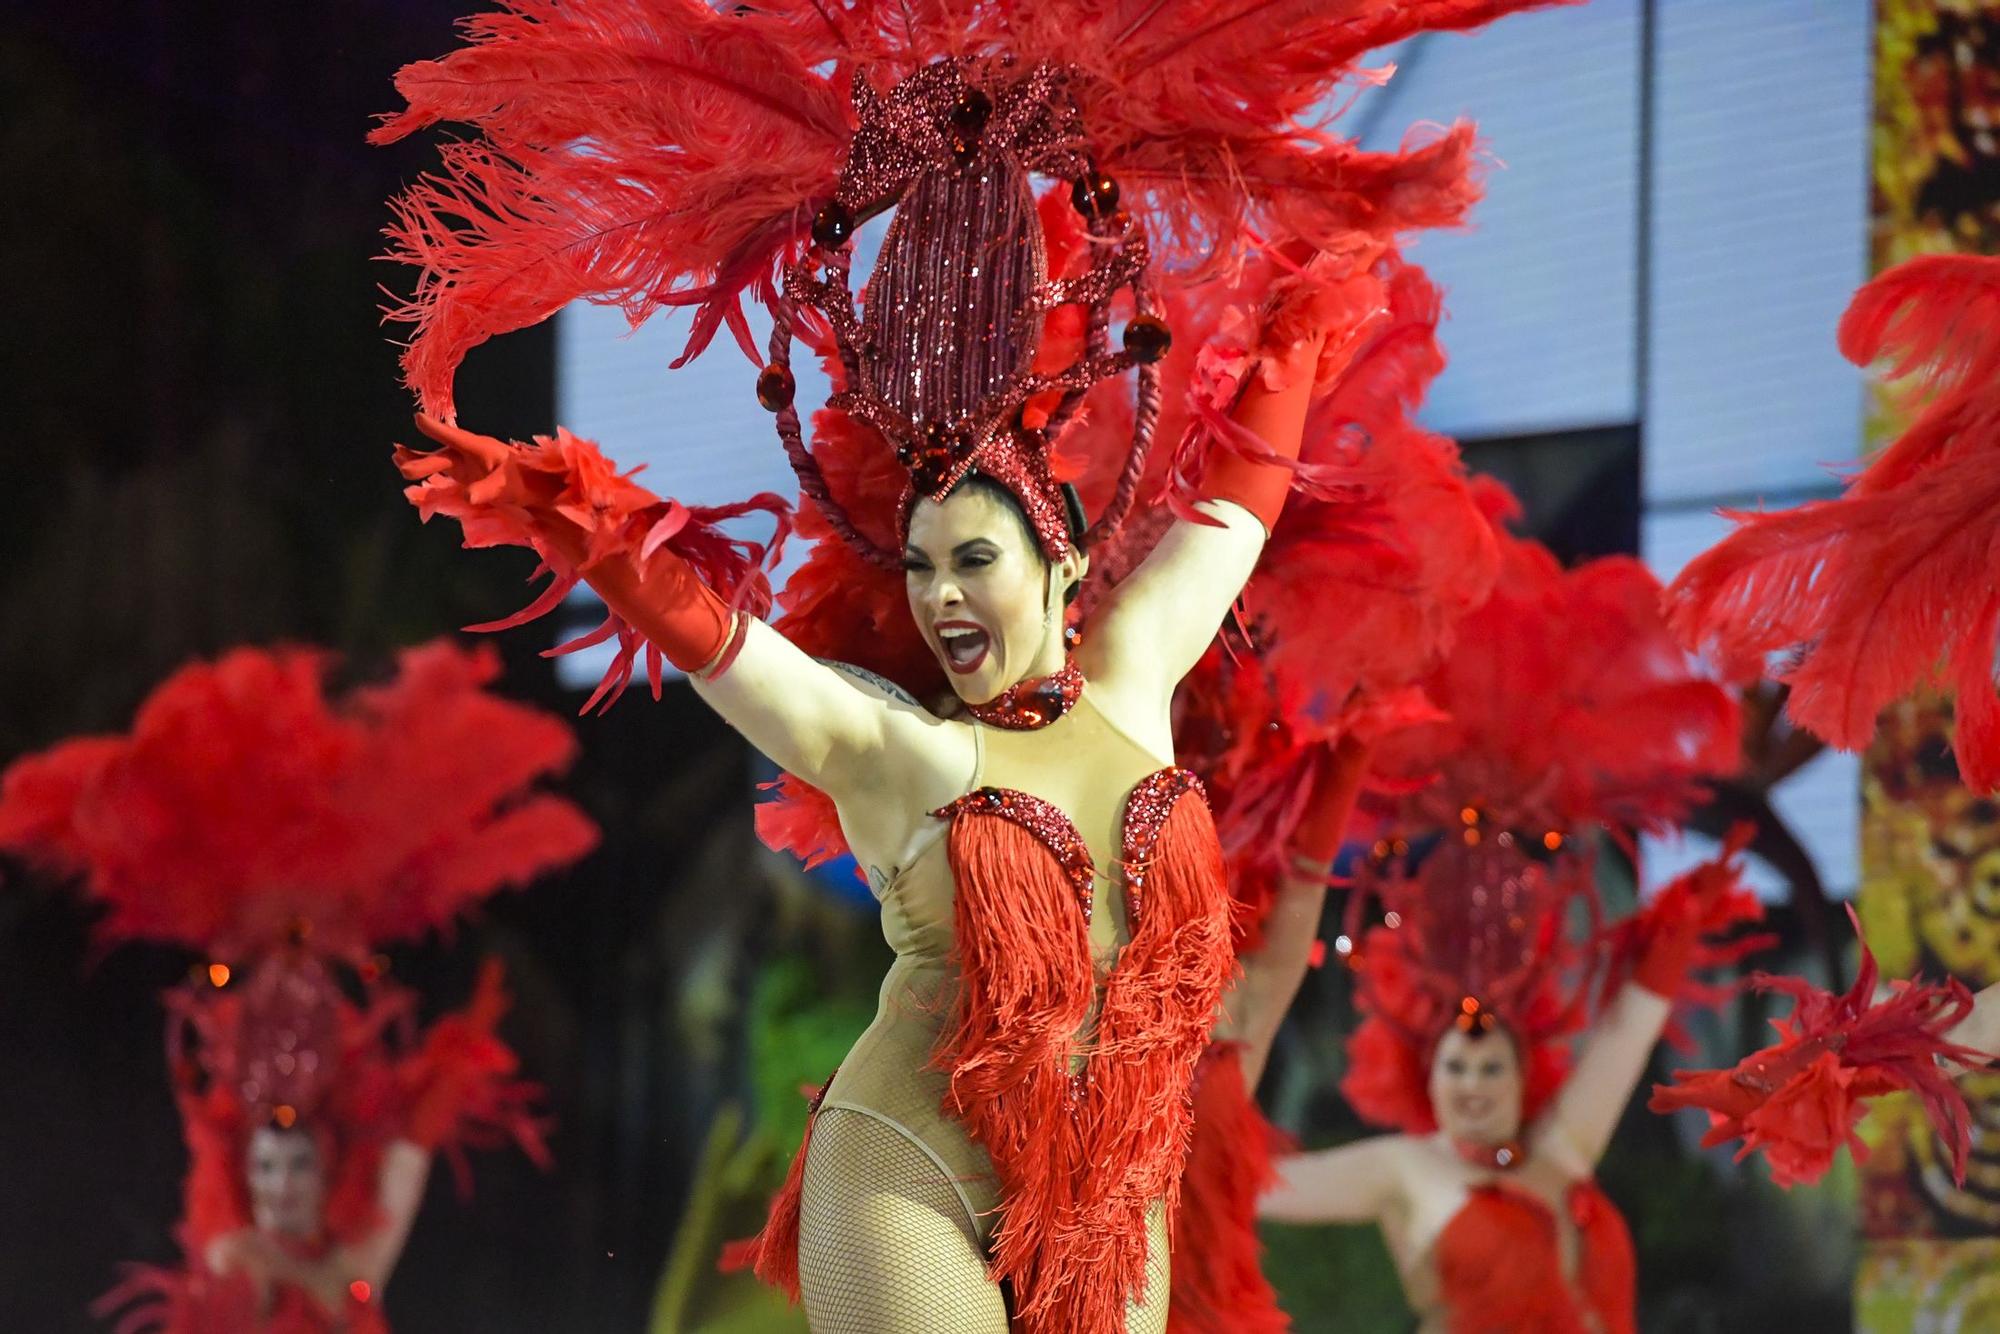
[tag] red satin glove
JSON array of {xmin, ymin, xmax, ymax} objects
[
  {"xmin": 1291, "ymin": 735, "xmax": 1373, "ymax": 870},
  {"xmin": 1630, "ymin": 832, "xmax": 1761, "ymax": 999},
  {"xmin": 403, "ymin": 961, "xmax": 515, "ymax": 1151},
  {"xmin": 1207, "ymin": 363, "xmax": 1322, "ymax": 532},
  {"xmin": 404, "ymin": 415, "xmax": 739, "ymax": 676},
  {"xmin": 1203, "ymin": 251, "xmax": 1391, "ymax": 531},
  {"xmin": 1633, "ymin": 909, "xmax": 1702, "ymax": 999}
]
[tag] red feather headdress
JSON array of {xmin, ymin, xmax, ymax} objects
[
  {"xmin": 1666, "ymin": 253, "xmax": 2000, "ymax": 792},
  {"xmin": 0, "ymin": 642, "xmax": 588, "ymax": 1329},
  {"xmin": 0, "ymin": 639, "xmax": 597, "ymax": 962},
  {"xmin": 376, "ymin": 0, "xmax": 1569, "ymax": 710},
  {"xmin": 1336, "ymin": 510, "xmax": 1744, "ymax": 1131}
]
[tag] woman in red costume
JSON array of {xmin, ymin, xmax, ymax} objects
[
  {"xmin": 370, "ymin": 2, "xmax": 1559, "ymax": 1328},
  {"xmin": 1172, "ymin": 512, "xmax": 1760, "ymax": 1334},
  {"xmin": 0, "ymin": 641, "xmax": 592, "ymax": 1331},
  {"xmin": 1652, "ymin": 254, "xmax": 2000, "ymax": 1190}
]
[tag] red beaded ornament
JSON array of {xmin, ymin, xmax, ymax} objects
[
  {"xmin": 963, "ymin": 659, "xmax": 1084, "ymax": 730},
  {"xmin": 766, "ymin": 58, "xmax": 1163, "ymax": 565}
]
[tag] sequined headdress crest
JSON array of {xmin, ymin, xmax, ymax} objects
[{"xmin": 759, "ymin": 57, "xmax": 1164, "ymax": 563}]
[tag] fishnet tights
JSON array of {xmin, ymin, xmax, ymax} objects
[
  {"xmin": 799, "ymin": 1107, "xmax": 1008, "ymax": 1332},
  {"xmin": 796, "ymin": 1107, "xmax": 1171, "ymax": 1333}
]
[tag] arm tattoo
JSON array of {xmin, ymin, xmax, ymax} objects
[{"xmin": 819, "ymin": 658, "xmax": 921, "ymax": 706}]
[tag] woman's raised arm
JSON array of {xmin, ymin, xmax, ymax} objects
[
  {"xmin": 1082, "ymin": 342, "xmax": 1324, "ymax": 714},
  {"xmin": 1214, "ymin": 737, "xmax": 1373, "ymax": 1090},
  {"xmin": 1260, "ymin": 1135, "xmax": 1403, "ymax": 1225}
]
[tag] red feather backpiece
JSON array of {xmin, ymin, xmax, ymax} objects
[
  {"xmin": 375, "ymin": 0, "xmax": 1574, "ymax": 413},
  {"xmin": 1375, "ymin": 493, "xmax": 1743, "ymax": 841},
  {"xmin": 1666, "ymin": 253, "xmax": 2000, "ymax": 792},
  {"xmin": 0, "ymin": 639, "xmax": 597, "ymax": 962}
]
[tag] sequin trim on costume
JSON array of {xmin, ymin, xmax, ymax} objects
[
  {"xmin": 1117, "ymin": 767, "xmax": 1203, "ymax": 930},
  {"xmin": 932, "ymin": 765, "xmax": 1205, "ymax": 931},
  {"xmin": 935, "ymin": 786, "xmax": 1095, "ymax": 921}
]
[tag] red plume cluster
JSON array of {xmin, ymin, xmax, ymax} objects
[
  {"xmin": 1373, "ymin": 493, "xmax": 1743, "ymax": 841},
  {"xmin": 1667, "ymin": 253, "xmax": 2000, "ymax": 792},
  {"xmin": 0, "ymin": 639, "xmax": 597, "ymax": 961},
  {"xmin": 1651, "ymin": 910, "xmax": 1985, "ymax": 1188},
  {"xmin": 374, "ymin": 0, "xmax": 1570, "ymax": 413}
]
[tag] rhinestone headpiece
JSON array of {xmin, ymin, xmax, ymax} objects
[{"xmin": 761, "ymin": 57, "xmax": 1166, "ymax": 564}]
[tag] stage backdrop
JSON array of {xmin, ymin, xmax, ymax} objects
[{"xmin": 1855, "ymin": 3, "xmax": 2000, "ymax": 1329}]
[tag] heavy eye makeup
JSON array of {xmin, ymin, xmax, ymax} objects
[{"xmin": 902, "ymin": 539, "xmax": 1002, "ymax": 575}]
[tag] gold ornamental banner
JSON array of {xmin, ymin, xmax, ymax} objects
[{"xmin": 1857, "ymin": 3, "xmax": 2000, "ymax": 1328}]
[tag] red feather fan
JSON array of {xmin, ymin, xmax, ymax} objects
[
  {"xmin": 1666, "ymin": 253, "xmax": 2000, "ymax": 791},
  {"xmin": 1650, "ymin": 910, "xmax": 1986, "ymax": 1188}
]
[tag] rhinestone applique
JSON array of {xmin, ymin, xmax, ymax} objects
[
  {"xmin": 1116, "ymin": 767, "xmax": 1203, "ymax": 930},
  {"xmin": 932, "ymin": 766, "xmax": 1205, "ymax": 929},
  {"xmin": 935, "ymin": 786, "xmax": 1095, "ymax": 921},
  {"xmin": 964, "ymin": 659, "xmax": 1084, "ymax": 730}
]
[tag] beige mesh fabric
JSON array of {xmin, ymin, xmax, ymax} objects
[
  {"xmin": 798, "ymin": 1107, "xmax": 1010, "ymax": 1333},
  {"xmin": 1125, "ymin": 1201, "xmax": 1171, "ymax": 1334}
]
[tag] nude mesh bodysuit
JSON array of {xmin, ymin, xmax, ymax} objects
[{"xmin": 796, "ymin": 689, "xmax": 1199, "ymax": 1332}]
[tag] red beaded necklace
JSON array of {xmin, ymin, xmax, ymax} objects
[
  {"xmin": 964, "ymin": 659, "xmax": 1084, "ymax": 730},
  {"xmin": 1453, "ymin": 1136, "xmax": 1528, "ymax": 1172}
]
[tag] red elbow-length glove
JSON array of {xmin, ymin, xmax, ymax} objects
[
  {"xmin": 403, "ymin": 415, "xmax": 741, "ymax": 677},
  {"xmin": 1291, "ymin": 733, "xmax": 1373, "ymax": 871}
]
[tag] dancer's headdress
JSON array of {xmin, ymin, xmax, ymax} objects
[
  {"xmin": 1337, "ymin": 509, "xmax": 1746, "ymax": 1130},
  {"xmin": 0, "ymin": 642, "xmax": 592, "ymax": 1305},
  {"xmin": 374, "ymin": 0, "xmax": 1538, "ymax": 580}
]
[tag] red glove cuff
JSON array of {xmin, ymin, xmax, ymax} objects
[
  {"xmin": 1633, "ymin": 916, "xmax": 1700, "ymax": 998},
  {"xmin": 556, "ymin": 527, "xmax": 738, "ymax": 677},
  {"xmin": 1204, "ymin": 359, "xmax": 1319, "ymax": 533},
  {"xmin": 1291, "ymin": 737, "xmax": 1372, "ymax": 869}
]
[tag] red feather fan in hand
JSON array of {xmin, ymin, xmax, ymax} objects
[
  {"xmin": 1666, "ymin": 254, "xmax": 2000, "ymax": 792},
  {"xmin": 1650, "ymin": 910, "xmax": 1988, "ymax": 1188}
]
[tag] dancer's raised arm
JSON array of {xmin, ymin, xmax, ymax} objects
[
  {"xmin": 1084, "ymin": 330, "xmax": 1327, "ymax": 720},
  {"xmin": 401, "ymin": 417, "xmax": 965, "ymax": 808},
  {"xmin": 1215, "ymin": 735, "xmax": 1373, "ymax": 1089}
]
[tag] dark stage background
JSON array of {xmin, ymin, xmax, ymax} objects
[{"xmin": 0, "ymin": 5, "xmax": 774, "ymax": 1328}]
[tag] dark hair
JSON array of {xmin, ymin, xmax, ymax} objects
[{"xmin": 914, "ymin": 473, "xmax": 1088, "ymax": 602}]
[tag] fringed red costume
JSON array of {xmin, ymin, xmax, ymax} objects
[
  {"xmin": 0, "ymin": 641, "xmax": 593, "ymax": 1332},
  {"xmin": 375, "ymin": 3, "xmax": 1570, "ymax": 1329},
  {"xmin": 1666, "ymin": 253, "xmax": 2000, "ymax": 792}
]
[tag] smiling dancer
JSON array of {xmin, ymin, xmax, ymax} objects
[
  {"xmin": 374, "ymin": 3, "xmax": 1564, "ymax": 1328},
  {"xmin": 1168, "ymin": 511, "xmax": 1756, "ymax": 1333}
]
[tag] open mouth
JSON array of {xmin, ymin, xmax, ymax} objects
[
  {"xmin": 936, "ymin": 620, "xmax": 991, "ymax": 675},
  {"xmin": 1455, "ymin": 1096, "xmax": 1495, "ymax": 1120}
]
